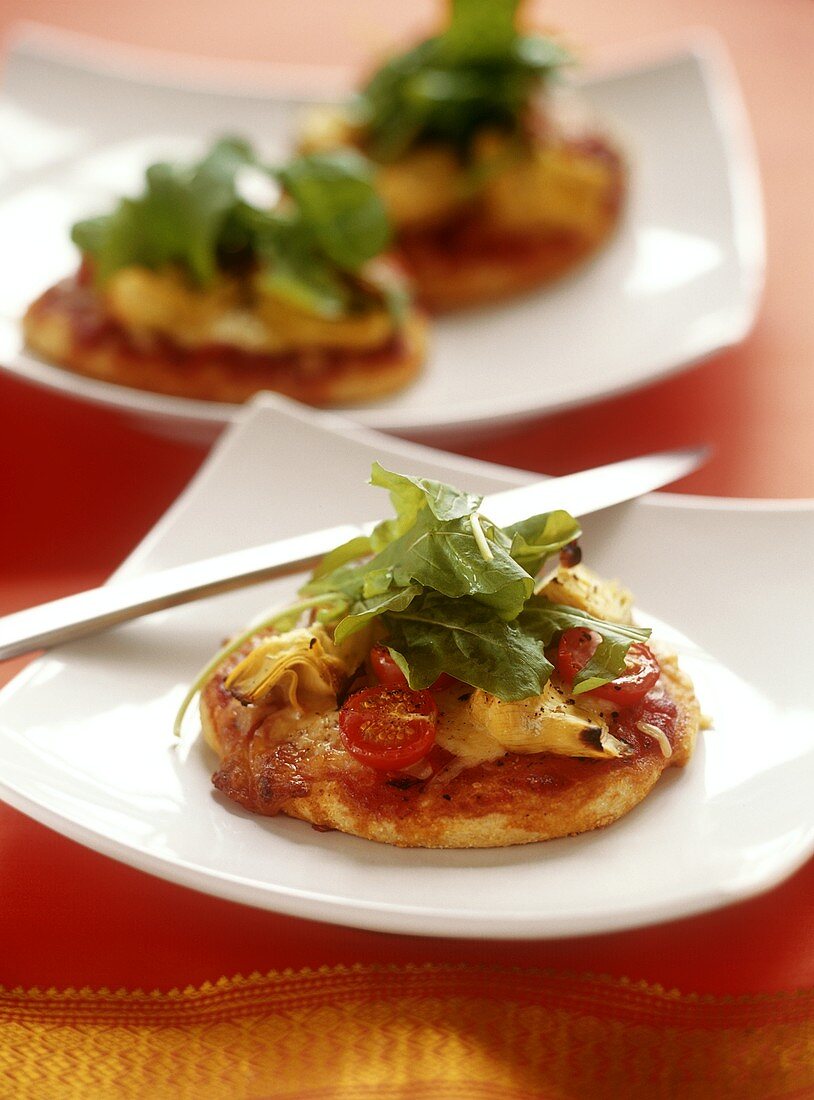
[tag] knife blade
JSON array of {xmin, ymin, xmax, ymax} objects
[{"xmin": 0, "ymin": 446, "xmax": 705, "ymax": 661}]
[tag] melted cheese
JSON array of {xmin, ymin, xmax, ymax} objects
[
  {"xmin": 103, "ymin": 266, "xmax": 395, "ymax": 354},
  {"xmin": 482, "ymin": 143, "xmax": 614, "ymax": 234},
  {"xmin": 299, "ymin": 106, "xmax": 616, "ymax": 236},
  {"xmin": 376, "ymin": 147, "xmax": 471, "ymax": 230},
  {"xmin": 538, "ymin": 564, "xmax": 633, "ymax": 624},
  {"xmin": 224, "ymin": 674, "xmax": 631, "ymax": 777}
]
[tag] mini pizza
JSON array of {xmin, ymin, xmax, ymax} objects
[
  {"xmin": 24, "ymin": 141, "xmax": 427, "ymax": 406},
  {"xmin": 299, "ymin": 2, "xmax": 624, "ymax": 311},
  {"xmin": 178, "ymin": 465, "xmax": 701, "ymax": 849}
]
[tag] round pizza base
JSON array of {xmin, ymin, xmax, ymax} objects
[
  {"xmin": 23, "ymin": 292, "xmax": 428, "ymax": 407},
  {"xmin": 400, "ymin": 220, "xmax": 620, "ymax": 314},
  {"xmin": 201, "ymin": 657, "xmax": 700, "ymax": 850}
]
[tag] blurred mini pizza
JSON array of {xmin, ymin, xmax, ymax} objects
[
  {"xmin": 300, "ymin": 2, "xmax": 625, "ymax": 311},
  {"xmin": 24, "ymin": 141, "xmax": 427, "ymax": 405}
]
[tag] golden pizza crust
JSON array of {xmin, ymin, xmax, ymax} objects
[
  {"xmin": 23, "ymin": 280, "xmax": 427, "ymax": 407},
  {"xmin": 398, "ymin": 213, "xmax": 622, "ymax": 313},
  {"xmin": 200, "ymin": 648, "xmax": 700, "ymax": 850}
]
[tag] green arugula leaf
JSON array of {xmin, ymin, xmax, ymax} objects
[
  {"xmin": 369, "ymin": 462, "xmax": 483, "ymax": 547},
  {"xmin": 306, "ymin": 468, "xmax": 538, "ymax": 626},
  {"xmin": 70, "ymin": 142, "xmax": 400, "ymax": 320},
  {"xmin": 297, "ymin": 465, "xmax": 645, "ymax": 704},
  {"xmin": 357, "ymin": 1, "xmax": 572, "ymax": 161},
  {"xmin": 440, "ymin": 0, "xmax": 519, "ymax": 63},
  {"xmin": 254, "ymin": 216, "xmax": 354, "ymax": 318},
  {"xmin": 308, "ymin": 534, "xmax": 373, "ymax": 584},
  {"xmin": 382, "ymin": 592, "xmax": 553, "ymax": 701},
  {"xmin": 501, "ymin": 509, "xmax": 582, "ymax": 576},
  {"xmin": 305, "ymin": 462, "xmax": 485, "ymax": 595},
  {"xmin": 277, "ymin": 151, "xmax": 390, "ymax": 271},
  {"xmin": 363, "ymin": 507, "xmax": 533, "ymax": 618},
  {"xmin": 70, "ymin": 214, "xmax": 110, "ymax": 256},
  {"xmin": 334, "ymin": 584, "xmax": 423, "ymax": 645},
  {"xmin": 519, "ymin": 598, "xmax": 651, "ymax": 694},
  {"xmin": 72, "ymin": 200, "xmax": 143, "ymax": 282},
  {"xmin": 247, "ymin": 153, "xmax": 394, "ymax": 318},
  {"xmin": 72, "ymin": 138, "xmax": 255, "ymax": 285}
]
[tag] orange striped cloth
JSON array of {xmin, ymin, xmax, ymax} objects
[{"xmin": 2, "ymin": 964, "xmax": 812, "ymax": 1099}]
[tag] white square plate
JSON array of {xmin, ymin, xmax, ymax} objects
[
  {"xmin": 0, "ymin": 395, "xmax": 811, "ymax": 938},
  {"xmin": 0, "ymin": 28, "xmax": 763, "ymax": 441}
]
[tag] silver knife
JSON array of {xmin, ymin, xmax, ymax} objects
[{"xmin": 0, "ymin": 446, "xmax": 704, "ymax": 661}]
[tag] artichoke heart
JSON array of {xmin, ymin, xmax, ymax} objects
[
  {"xmin": 469, "ymin": 682, "xmax": 631, "ymax": 759},
  {"xmin": 538, "ymin": 564, "xmax": 633, "ymax": 625},
  {"xmin": 483, "ymin": 143, "xmax": 615, "ymax": 234},
  {"xmin": 225, "ymin": 624, "xmax": 369, "ymax": 712}
]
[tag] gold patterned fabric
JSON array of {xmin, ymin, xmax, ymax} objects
[{"xmin": 1, "ymin": 965, "xmax": 812, "ymax": 1099}]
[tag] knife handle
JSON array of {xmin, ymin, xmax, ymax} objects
[{"xmin": 0, "ymin": 523, "xmax": 364, "ymax": 661}]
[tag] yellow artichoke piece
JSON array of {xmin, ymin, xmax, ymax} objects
[
  {"xmin": 253, "ymin": 280, "xmax": 395, "ymax": 351},
  {"xmin": 483, "ymin": 142, "xmax": 615, "ymax": 234},
  {"xmin": 434, "ymin": 689, "xmax": 507, "ymax": 765},
  {"xmin": 469, "ymin": 682, "xmax": 630, "ymax": 759},
  {"xmin": 225, "ymin": 624, "xmax": 370, "ymax": 713}
]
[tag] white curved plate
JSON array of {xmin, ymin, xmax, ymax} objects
[
  {"xmin": 0, "ymin": 29, "xmax": 763, "ymax": 442},
  {"xmin": 0, "ymin": 394, "xmax": 811, "ymax": 939}
]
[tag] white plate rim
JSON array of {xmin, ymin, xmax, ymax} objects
[
  {"xmin": 0, "ymin": 764, "xmax": 810, "ymax": 940},
  {"xmin": 0, "ymin": 394, "xmax": 812, "ymax": 939}
]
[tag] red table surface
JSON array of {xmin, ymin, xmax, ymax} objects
[{"xmin": 1, "ymin": 0, "xmax": 813, "ymax": 998}]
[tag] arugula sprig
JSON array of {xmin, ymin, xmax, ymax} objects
[
  {"xmin": 355, "ymin": 0, "xmax": 572, "ymax": 162},
  {"xmin": 71, "ymin": 140, "xmax": 395, "ymax": 318},
  {"xmin": 173, "ymin": 464, "xmax": 652, "ymax": 737},
  {"xmin": 298, "ymin": 464, "xmax": 650, "ymax": 702},
  {"xmin": 73, "ymin": 138, "xmax": 255, "ymax": 285}
]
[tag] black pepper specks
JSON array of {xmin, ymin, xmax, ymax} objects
[{"xmin": 387, "ymin": 775, "xmax": 420, "ymax": 790}]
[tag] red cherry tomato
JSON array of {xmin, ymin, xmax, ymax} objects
[
  {"xmin": 77, "ymin": 255, "xmax": 95, "ymax": 286},
  {"xmin": 555, "ymin": 627, "xmax": 661, "ymax": 705},
  {"xmin": 369, "ymin": 644, "xmax": 410, "ymax": 688},
  {"xmin": 339, "ymin": 686, "xmax": 438, "ymax": 771},
  {"xmin": 369, "ymin": 645, "xmax": 457, "ymax": 692}
]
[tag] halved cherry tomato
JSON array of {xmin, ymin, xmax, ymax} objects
[
  {"xmin": 369, "ymin": 644, "xmax": 456, "ymax": 692},
  {"xmin": 555, "ymin": 627, "xmax": 661, "ymax": 706},
  {"xmin": 339, "ymin": 686, "xmax": 438, "ymax": 771},
  {"xmin": 369, "ymin": 644, "xmax": 410, "ymax": 688}
]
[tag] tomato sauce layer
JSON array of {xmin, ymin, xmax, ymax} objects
[
  {"xmin": 330, "ymin": 685, "xmax": 678, "ymax": 822},
  {"xmin": 33, "ymin": 275, "xmax": 406, "ymax": 378}
]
